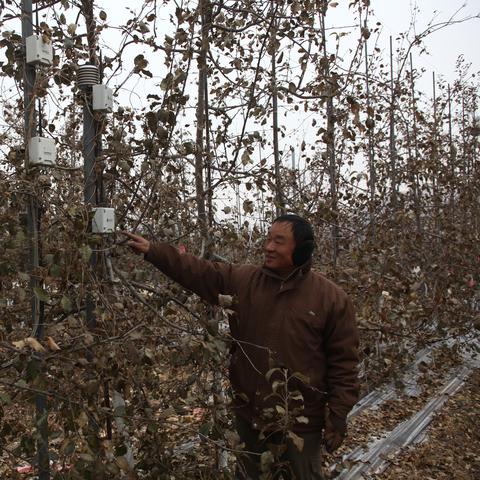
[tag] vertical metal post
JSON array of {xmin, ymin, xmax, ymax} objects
[
  {"xmin": 364, "ymin": 15, "xmax": 375, "ymax": 236},
  {"xmin": 22, "ymin": 0, "xmax": 37, "ymax": 329},
  {"xmin": 389, "ymin": 36, "xmax": 397, "ymax": 208},
  {"xmin": 271, "ymin": 0, "xmax": 284, "ymax": 216},
  {"xmin": 409, "ymin": 53, "xmax": 422, "ymax": 233},
  {"xmin": 473, "ymin": 98, "xmax": 479, "ymax": 235},
  {"xmin": 432, "ymin": 71, "xmax": 439, "ymax": 233},
  {"xmin": 472, "ymin": 97, "xmax": 478, "ymax": 174},
  {"xmin": 321, "ymin": 1, "xmax": 338, "ymax": 268},
  {"xmin": 447, "ymin": 84, "xmax": 454, "ymax": 219},
  {"xmin": 82, "ymin": 83, "xmax": 97, "ymax": 328},
  {"xmin": 235, "ymin": 183, "xmax": 242, "ymax": 230},
  {"xmin": 194, "ymin": 0, "xmax": 208, "ymax": 241},
  {"xmin": 22, "ymin": 1, "xmax": 50, "ymax": 478}
]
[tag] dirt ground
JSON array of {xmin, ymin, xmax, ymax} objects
[{"xmin": 375, "ymin": 368, "xmax": 480, "ymax": 480}]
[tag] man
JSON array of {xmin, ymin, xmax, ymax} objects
[{"xmin": 123, "ymin": 214, "xmax": 359, "ymax": 479}]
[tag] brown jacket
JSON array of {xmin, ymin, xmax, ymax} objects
[{"xmin": 145, "ymin": 242, "xmax": 359, "ymax": 433}]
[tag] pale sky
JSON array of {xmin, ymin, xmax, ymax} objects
[
  {"xmin": 370, "ymin": 0, "xmax": 479, "ymax": 93},
  {"xmin": 0, "ymin": 0, "xmax": 478, "ymax": 226},
  {"xmin": 1, "ymin": 1, "xmax": 478, "ymax": 165},
  {"xmin": 93, "ymin": 0, "xmax": 480, "ymax": 102}
]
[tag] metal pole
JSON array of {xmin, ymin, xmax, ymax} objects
[
  {"xmin": 432, "ymin": 71, "xmax": 439, "ymax": 233},
  {"xmin": 389, "ymin": 36, "xmax": 397, "ymax": 208},
  {"xmin": 271, "ymin": 0, "xmax": 284, "ymax": 216},
  {"xmin": 82, "ymin": 84, "xmax": 97, "ymax": 328},
  {"xmin": 194, "ymin": 0, "xmax": 209, "ymax": 241},
  {"xmin": 321, "ymin": 2, "xmax": 338, "ymax": 267},
  {"xmin": 22, "ymin": 1, "xmax": 50, "ymax": 478},
  {"xmin": 447, "ymin": 84, "xmax": 454, "ymax": 219},
  {"xmin": 364, "ymin": 15, "xmax": 376, "ymax": 236},
  {"xmin": 409, "ymin": 53, "xmax": 422, "ymax": 233}
]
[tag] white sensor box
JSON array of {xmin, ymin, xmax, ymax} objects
[
  {"xmin": 92, "ymin": 207, "xmax": 115, "ymax": 234},
  {"xmin": 29, "ymin": 137, "xmax": 56, "ymax": 166},
  {"xmin": 26, "ymin": 35, "xmax": 53, "ymax": 66},
  {"xmin": 92, "ymin": 84, "xmax": 113, "ymax": 112}
]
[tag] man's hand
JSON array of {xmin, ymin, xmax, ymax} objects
[
  {"xmin": 122, "ymin": 231, "xmax": 150, "ymax": 255},
  {"xmin": 324, "ymin": 412, "xmax": 347, "ymax": 453}
]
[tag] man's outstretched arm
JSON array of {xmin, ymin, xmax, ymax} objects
[{"xmin": 122, "ymin": 231, "xmax": 233, "ymax": 305}]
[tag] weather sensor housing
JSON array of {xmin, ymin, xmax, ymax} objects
[
  {"xmin": 26, "ymin": 35, "xmax": 53, "ymax": 66},
  {"xmin": 92, "ymin": 207, "xmax": 115, "ymax": 234},
  {"xmin": 92, "ymin": 84, "xmax": 113, "ymax": 112},
  {"xmin": 29, "ymin": 137, "xmax": 56, "ymax": 166},
  {"xmin": 77, "ymin": 64, "xmax": 100, "ymax": 89}
]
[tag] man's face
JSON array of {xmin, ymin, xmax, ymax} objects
[{"xmin": 264, "ymin": 221, "xmax": 296, "ymax": 271}]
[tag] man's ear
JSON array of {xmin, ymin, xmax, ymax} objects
[{"xmin": 292, "ymin": 239, "xmax": 315, "ymax": 266}]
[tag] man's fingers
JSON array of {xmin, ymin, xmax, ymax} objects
[
  {"xmin": 120, "ymin": 231, "xmax": 149, "ymax": 254},
  {"xmin": 122, "ymin": 231, "xmax": 144, "ymax": 241}
]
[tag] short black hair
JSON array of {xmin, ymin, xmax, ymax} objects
[
  {"xmin": 273, "ymin": 214, "xmax": 315, "ymax": 265},
  {"xmin": 274, "ymin": 214, "xmax": 314, "ymax": 244}
]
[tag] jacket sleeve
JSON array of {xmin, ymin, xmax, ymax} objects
[
  {"xmin": 144, "ymin": 242, "xmax": 233, "ymax": 305},
  {"xmin": 323, "ymin": 292, "xmax": 360, "ymax": 419}
]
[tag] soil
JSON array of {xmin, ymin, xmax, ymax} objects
[{"xmin": 375, "ymin": 368, "xmax": 480, "ymax": 480}]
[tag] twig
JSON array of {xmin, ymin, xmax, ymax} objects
[
  {"xmin": 130, "ymin": 280, "xmax": 201, "ymax": 320},
  {"xmin": 112, "ymin": 264, "xmax": 195, "ymax": 335}
]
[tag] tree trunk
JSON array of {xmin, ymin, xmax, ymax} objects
[
  {"xmin": 321, "ymin": 2, "xmax": 338, "ymax": 266},
  {"xmin": 409, "ymin": 54, "xmax": 422, "ymax": 233},
  {"xmin": 447, "ymin": 84, "xmax": 455, "ymax": 221},
  {"xmin": 195, "ymin": 0, "xmax": 209, "ymax": 242},
  {"xmin": 389, "ymin": 36, "xmax": 397, "ymax": 209},
  {"xmin": 364, "ymin": 17, "xmax": 375, "ymax": 236},
  {"xmin": 271, "ymin": 1, "xmax": 285, "ymax": 217},
  {"xmin": 432, "ymin": 72, "xmax": 439, "ymax": 233}
]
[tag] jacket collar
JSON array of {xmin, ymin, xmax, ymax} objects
[{"xmin": 262, "ymin": 260, "xmax": 312, "ymax": 292}]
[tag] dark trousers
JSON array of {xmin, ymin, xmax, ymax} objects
[{"xmin": 235, "ymin": 415, "xmax": 325, "ymax": 480}]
